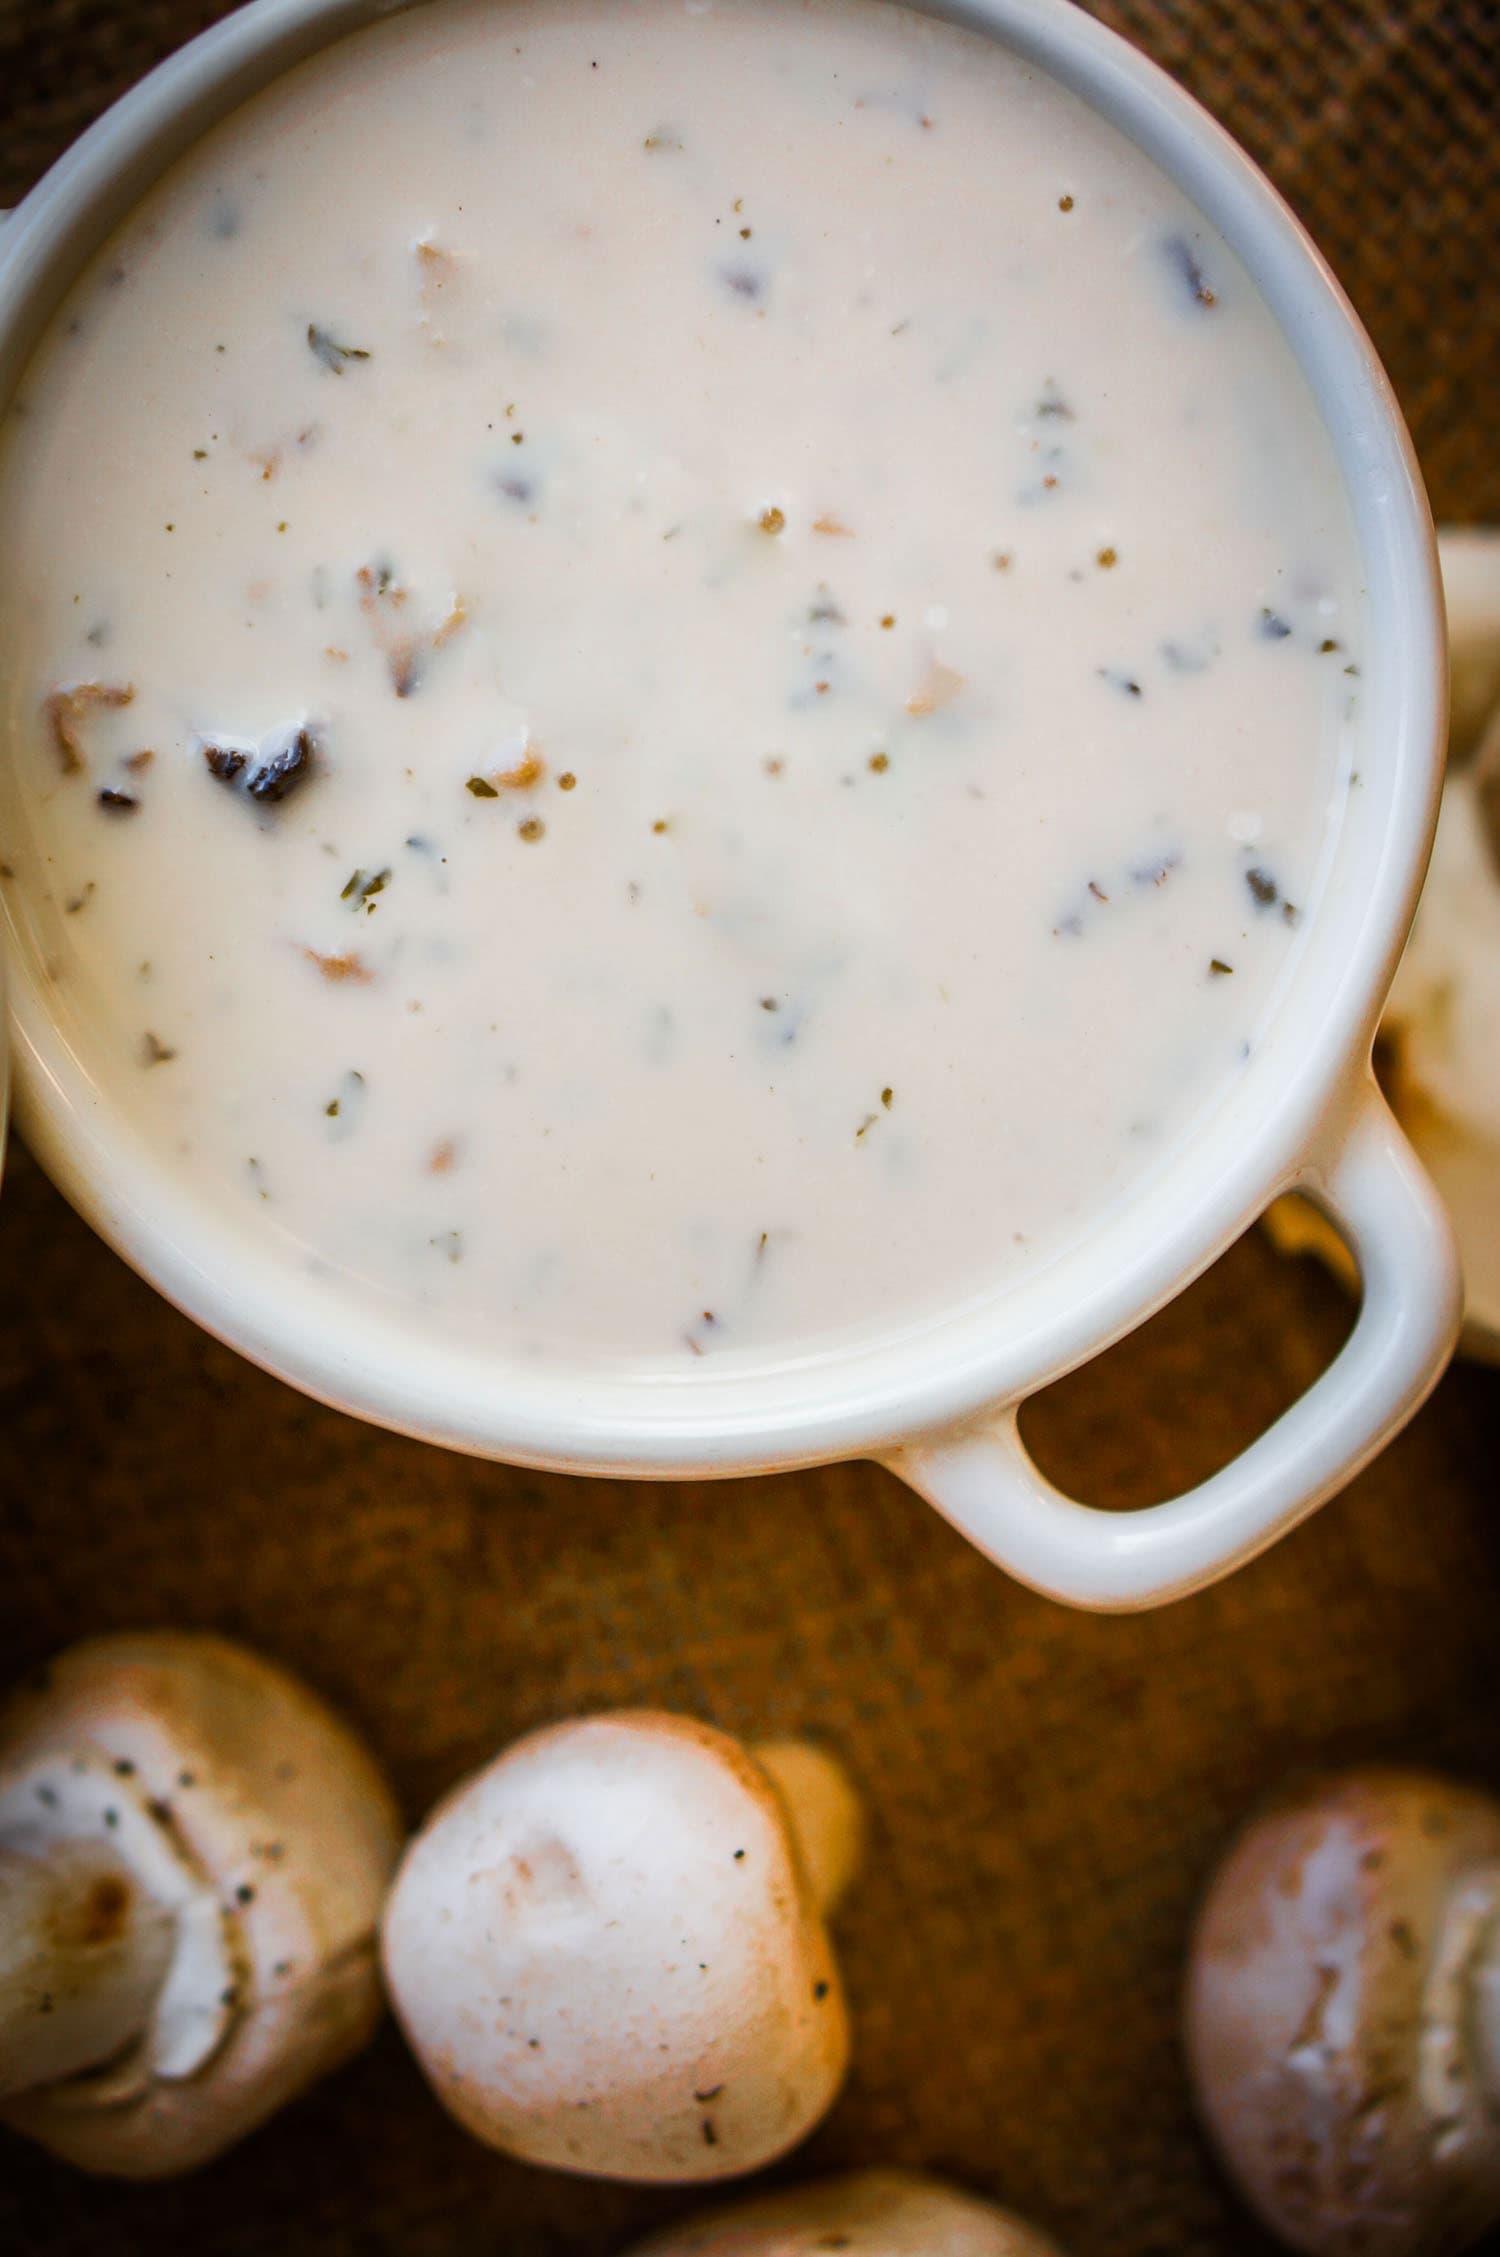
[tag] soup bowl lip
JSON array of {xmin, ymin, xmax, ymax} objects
[{"xmin": 0, "ymin": 0, "xmax": 1445, "ymax": 1475}]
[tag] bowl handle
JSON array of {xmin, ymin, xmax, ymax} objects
[{"xmin": 882, "ymin": 1080, "xmax": 1461, "ymax": 1612}]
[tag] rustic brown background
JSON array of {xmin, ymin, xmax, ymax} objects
[{"xmin": 1, "ymin": 0, "xmax": 1497, "ymax": 2251}]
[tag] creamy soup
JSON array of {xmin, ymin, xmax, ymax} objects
[{"xmin": 0, "ymin": 0, "xmax": 1362, "ymax": 1370}]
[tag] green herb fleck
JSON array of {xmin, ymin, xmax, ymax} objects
[
  {"xmin": 342, "ymin": 867, "xmax": 390, "ymax": 910},
  {"xmin": 307, "ymin": 323, "xmax": 372, "ymax": 373}
]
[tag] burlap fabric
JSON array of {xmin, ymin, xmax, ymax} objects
[{"xmin": 0, "ymin": 1, "xmax": 1496, "ymax": 2251}]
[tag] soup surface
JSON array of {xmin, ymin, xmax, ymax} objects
[{"xmin": 0, "ymin": 0, "xmax": 1363, "ymax": 1368}]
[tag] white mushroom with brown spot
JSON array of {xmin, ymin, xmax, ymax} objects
[
  {"xmin": 622, "ymin": 2167, "xmax": 1067, "ymax": 2253},
  {"xmin": 0, "ymin": 1631, "xmax": 402, "ymax": 2178},
  {"xmin": 381, "ymin": 1710, "xmax": 858, "ymax": 2181},
  {"xmin": 1185, "ymin": 1766, "xmax": 1500, "ymax": 2256}
]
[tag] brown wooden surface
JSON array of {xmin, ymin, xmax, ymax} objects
[{"xmin": 2, "ymin": 0, "xmax": 1499, "ymax": 2251}]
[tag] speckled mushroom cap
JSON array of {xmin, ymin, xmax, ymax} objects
[
  {"xmin": 380, "ymin": 1709, "xmax": 849, "ymax": 2182},
  {"xmin": 1185, "ymin": 1766, "xmax": 1500, "ymax": 2257},
  {"xmin": 623, "ymin": 2167, "xmax": 1067, "ymax": 2253},
  {"xmin": 0, "ymin": 1631, "xmax": 401, "ymax": 2178}
]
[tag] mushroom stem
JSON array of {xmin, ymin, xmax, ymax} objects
[
  {"xmin": 751, "ymin": 1740, "xmax": 863, "ymax": 1915},
  {"xmin": 0, "ymin": 1839, "xmax": 174, "ymax": 2098}
]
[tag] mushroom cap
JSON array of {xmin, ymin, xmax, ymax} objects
[
  {"xmin": 1265, "ymin": 524, "xmax": 1500, "ymax": 1363},
  {"xmin": 381, "ymin": 1710, "xmax": 849, "ymax": 2181},
  {"xmin": 1387, "ymin": 756, "xmax": 1500, "ymax": 1149},
  {"xmin": 1267, "ymin": 743, "xmax": 1500, "ymax": 1365},
  {"xmin": 1389, "ymin": 524, "xmax": 1500, "ymax": 1359},
  {"xmin": 1383, "ymin": 754, "xmax": 1500, "ymax": 1362},
  {"xmin": 1439, "ymin": 525, "xmax": 1500, "ymax": 763},
  {"xmin": 1185, "ymin": 1766, "xmax": 1500, "ymax": 2256},
  {"xmin": 0, "ymin": 1631, "xmax": 401, "ymax": 2177},
  {"xmin": 623, "ymin": 2168, "xmax": 1065, "ymax": 2254}
]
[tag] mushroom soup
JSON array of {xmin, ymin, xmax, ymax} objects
[{"xmin": 0, "ymin": 0, "xmax": 1364, "ymax": 1368}]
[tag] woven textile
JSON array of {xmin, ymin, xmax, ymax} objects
[{"xmin": 0, "ymin": 1, "xmax": 1497, "ymax": 2250}]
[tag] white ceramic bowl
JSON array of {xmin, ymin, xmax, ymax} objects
[{"xmin": 0, "ymin": 0, "xmax": 1461, "ymax": 1610}]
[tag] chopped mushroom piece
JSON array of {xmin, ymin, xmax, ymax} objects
[
  {"xmin": 381, "ymin": 1711, "xmax": 857, "ymax": 2181},
  {"xmin": 42, "ymin": 683, "xmax": 134, "ymax": 774},
  {"xmin": 1185, "ymin": 1767, "xmax": 1500, "ymax": 2256},
  {"xmin": 623, "ymin": 2168, "xmax": 1067, "ymax": 2253},
  {"xmin": 0, "ymin": 1632, "xmax": 400, "ymax": 2178},
  {"xmin": 905, "ymin": 658, "xmax": 965, "ymax": 716}
]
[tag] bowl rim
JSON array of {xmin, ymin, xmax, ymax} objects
[{"xmin": 0, "ymin": 0, "xmax": 1447, "ymax": 1473}]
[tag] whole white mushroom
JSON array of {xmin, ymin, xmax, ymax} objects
[
  {"xmin": 381, "ymin": 1710, "xmax": 859, "ymax": 2182},
  {"xmin": 0, "ymin": 1630, "xmax": 401, "ymax": 2178},
  {"xmin": 1185, "ymin": 1767, "xmax": 1500, "ymax": 2256},
  {"xmin": 622, "ymin": 2167, "xmax": 1066, "ymax": 2253}
]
